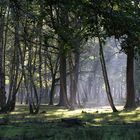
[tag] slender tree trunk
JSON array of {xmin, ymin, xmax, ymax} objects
[
  {"xmin": 98, "ymin": 36, "xmax": 118, "ymax": 112},
  {"xmin": 28, "ymin": 42, "xmax": 40, "ymax": 114},
  {"xmin": 38, "ymin": 0, "xmax": 44, "ymax": 105},
  {"xmin": 73, "ymin": 49, "xmax": 80, "ymax": 104},
  {"xmin": 6, "ymin": 2, "xmax": 22, "ymax": 111},
  {"xmin": 44, "ymin": 54, "xmax": 49, "ymax": 104},
  {"xmin": 124, "ymin": 47, "xmax": 136, "ymax": 109},
  {"xmin": 49, "ymin": 74, "xmax": 56, "ymax": 105},
  {"xmin": 0, "ymin": 7, "xmax": 6, "ymax": 111}
]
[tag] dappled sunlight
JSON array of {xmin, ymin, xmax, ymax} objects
[
  {"xmin": 10, "ymin": 111, "xmax": 24, "ymax": 115},
  {"xmin": 45, "ymin": 109, "xmax": 83, "ymax": 119},
  {"xmin": 0, "ymin": 1, "xmax": 139, "ymax": 139},
  {"xmin": 1, "ymin": 106, "xmax": 140, "ymax": 126},
  {"xmin": 0, "ymin": 106, "xmax": 140, "ymax": 139}
]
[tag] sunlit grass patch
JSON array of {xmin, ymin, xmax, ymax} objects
[
  {"xmin": 0, "ymin": 106, "xmax": 140, "ymax": 139},
  {"xmin": 1, "ymin": 106, "xmax": 139, "ymax": 124}
]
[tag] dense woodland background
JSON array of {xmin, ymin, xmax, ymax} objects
[{"xmin": 0, "ymin": 0, "xmax": 140, "ymax": 114}]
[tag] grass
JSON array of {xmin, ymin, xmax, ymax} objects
[{"xmin": 0, "ymin": 105, "xmax": 140, "ymax": 140}]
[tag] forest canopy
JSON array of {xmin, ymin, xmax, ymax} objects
[{"xmin": 0, "ymin": 0, "xmax": 140, "ymax": 114}]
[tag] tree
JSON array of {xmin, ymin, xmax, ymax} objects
[
  {"xmin": 81, "ymin": 0, "xmax": 118, "ymax": 112},
  {"xmin": 47, "ymin": 53, "xmax": 59, "ymax": 105},
  {"xmin": 6, "ymin": 0, "xmax": 23, "ymax": 111},
  {"xmin": 100, "ymin": 0, "xmax": 140, "ymax": 109},
  {"xmin": 48, "ymin": 1, "xmax": 85, "ymax": 108},
  {"xmin": 0, "ymin": 0, "xmax": 7, "ymax": 111}
]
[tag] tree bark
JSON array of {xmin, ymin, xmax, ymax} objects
[
  {"xmin": 6, "ymin": 1, "xmax": 22, "ymax": 111},
  {"xmin": 69, "ymin": 50, "xmax": 80, "ymax": 108},
  {"xmin": 49, "ymin": 74, "xmax": 56, "ymax": 105},
  {"xmin": 124, "ymin": 47, "xmax": 136, "ymax": 109},
  {"xmin": 48, "ymin": 54, "xmax": 59, "ymax": 105},
  {"xmin": 0, "ymin": 6, "xmax": 6, "ymax": 111},
  {"xmin": 58, "ymin": 43, "xmax": 69, "ymax": 107}
]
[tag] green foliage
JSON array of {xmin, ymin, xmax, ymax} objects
[
  {"xmin": 0, "ymin": 0, "xmax": 140, "ymax": 133},
  {"xmin": 82, "ymin": 0, "xmax": 140, "ymax": 55}
]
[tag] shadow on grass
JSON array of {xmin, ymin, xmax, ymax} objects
[
  {"xmin": 0, "ymin": 119, "xmax": 140, "ymax": 140},
  {"xmin": 0, "ymin": 105, "xmax": 140, "ymax": 140}
]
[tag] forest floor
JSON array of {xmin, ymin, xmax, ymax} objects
[{"xmin": 0, "ymin": 105, "xmax": 140, "ymax": 140}]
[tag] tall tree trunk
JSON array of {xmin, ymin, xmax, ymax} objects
[
  {"xmin": 44, "ymin": 54, "xmax": 49, "ymax": 104},
  {"xmin": 28, "ymin": 40, "xmax": 40, "ymax": 114},
  {"xmin": 6, "ymin": 1, "xmax": 22, "ymax": 111},
  {"xmin": 48, "ymin": 54, "xmax": 59, "ymax": 105},
  {"xmin": 49, "ymin": 74, "xmax": 56, "ymax": 105},
  {"xmin": 38, "ymin": 0, "xmax": 44, "ymax": 105},
  {"xmin": 58, "ymin": 43, "xmax": 69, "ymax": 107},
  {"xmin": 69, "ymin": 49, "xmax": 80, "ymax": 108},
  {"xmin": 0, "ymin": 7, "xmax": 6, "ymax": 111},
  {"xmin": 98, "ymin": 36, "xmax": 118, "ymax": 112},
  {"xmin": 124, "ymin": 47, "xmax": 136, "ymax": 109}
]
